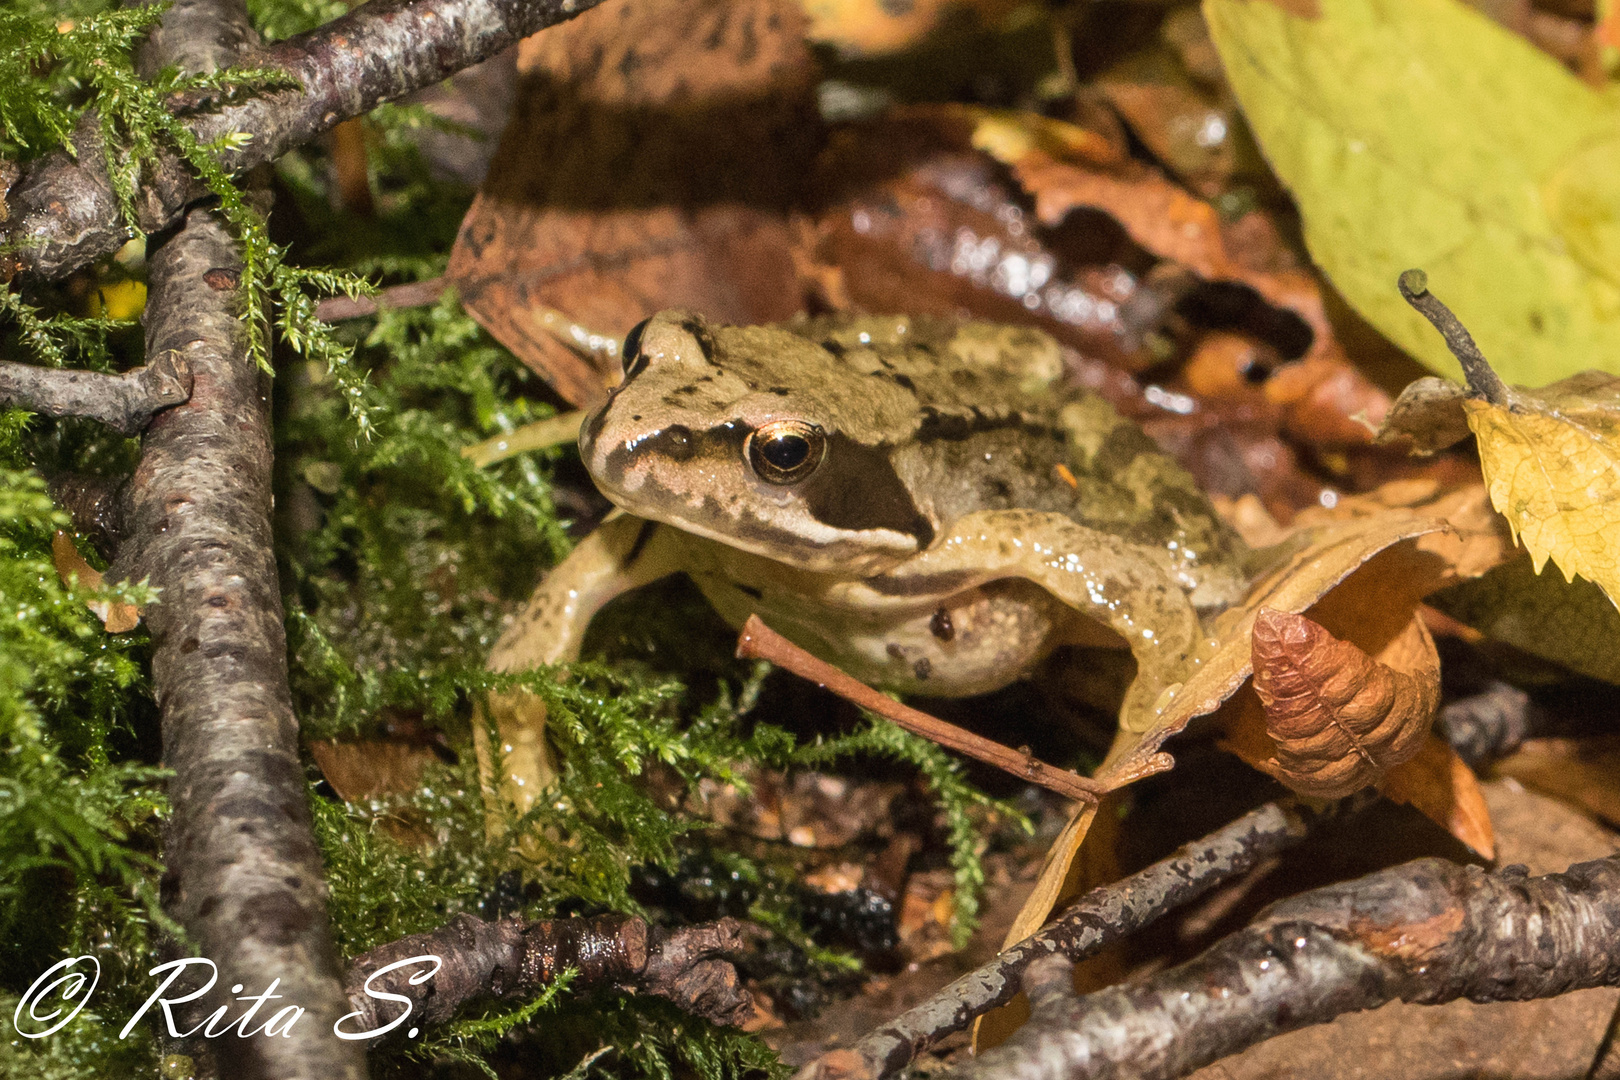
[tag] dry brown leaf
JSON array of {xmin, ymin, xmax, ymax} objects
[
  {"xmin": 968, "ymin": 108, "xmax": 1384, "ymax": 400},
  {"xmin": 1219, "ymin": 609, "xmax": 1490, "ymax": 858},
  {"xmin": 1374, "ymin": 376, "xmax": 1473, "ymax": 454},
  {"xmin": 309, "ymin": 740, "xmax": 438, "ymax": 803},
  {"xmin": 1496, "ymin": 736, "xmax": 1620, "ymax": 830},
  {"xmin": 806, "ymin": 122, "xmax": 1155, "ymax": 369},
  {"xmin": 447, "ymin": 0, "xmax": 819, "ymax": 406},
  {"xmin": 1289, "ymin": 478, "xmax": 1519, "ymax": 591},
  {"xmin": 955, "ymin": 105, "xmax": 1418, "ymax": 474},
  {"xmin": 1249, "ymin": 607, "xmax": 1438, "ymax": 799},
  {"xmin": 51, "ymin": 530, "xmax": 139, "ymax": 633},
  {"xmin": 1379, "ymin": 735, "xmax": 1495, "ymax": 860},
  {"xmin": 1095, "ymin": 49, "xmax": 1239, "ymax": 198}
]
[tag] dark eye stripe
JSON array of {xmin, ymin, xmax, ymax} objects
[{"xmin": 797, "ymin": 434, "xmax": 934, "ymax": 547}]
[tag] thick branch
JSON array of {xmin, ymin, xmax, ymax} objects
[
  {"xmin": 1, "ymin": 0, "xmax": 609, "ymax": 283},
  {"xmin": 110, "ymin": 2, "xmax": 364, "ymax": 1077},
  {"xmin": 0, "ymin": 352, "xmax": 191, "ymax": 434},
  {"xmin": 795, "ymin": 800, "xmax": 1317, "ymax": 1080},
  {"xmin": 945, "ymin": 855, "xmax": 1620, "ymax": 1080},
  {"xmin": 342, "ymin": 915, "xmax": 752, "ymax": 1039}
]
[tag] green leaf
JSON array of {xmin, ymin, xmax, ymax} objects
[{"xmin": 1205, "ymin": 0, "xmax": 1620, "ymax": 385}]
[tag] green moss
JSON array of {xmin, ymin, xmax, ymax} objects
[{"xmin": 0, "ymin": 421, "xmax": 167, "ymax": 1077}]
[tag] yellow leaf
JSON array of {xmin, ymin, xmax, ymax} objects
[
  {"xmin": 1463, "ymin": 371, "xmax": 1620, "ymax": 611},
  {"xmin": 86, "ymin": 279, "xmax": 147, "ymax": 320}
]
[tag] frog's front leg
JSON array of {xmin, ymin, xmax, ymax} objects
[
  {"xmin": 481, "ymin": 513, "xmax": 683, "ymax": 816},
  {"xmin": 881, "ymin": 509, "xmax": 1210, "ymax": 731}
]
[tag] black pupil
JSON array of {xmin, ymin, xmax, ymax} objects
[{"xmin": 761, "ymin": 434, "xmax": 810, "ymax": 470}]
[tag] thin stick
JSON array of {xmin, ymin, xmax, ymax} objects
[
  {"xmin": 1397, "ymin": 269, "xmax": 1511, "ymax": 405},
  {"xmin": 795, "ymin": 798, "xmax": 1318, "ymax": 1080},
  {"xmin": 735, "ymin": 615, "xmax": 1104, "ymax": 803},
  {"xmin": 0, "ymin": 351, "xmax": 191, "ymax": 435},
  {"xmin": 343, "ymin": 914, "xmax": 751, "ymax": 1041},
  {"xmin": 313, "ymin": 276, "xmax": 450, "ymax": 322},
  {"xmin": 4, "ymin": 0, "xmax": 615, "ymax": 283},
  {"xmin": 461, "ymin": 410, "xmax": 585, "ymax": 468}
]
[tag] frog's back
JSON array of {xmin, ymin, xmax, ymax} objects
[{"xmin": 779, "ymin": 314, "xmax": 1248, "ymax": 600}]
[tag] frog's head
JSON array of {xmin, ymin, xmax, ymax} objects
[{"xmin": 580, "ymin": 311, "xmax": 935, "ymax": 575}]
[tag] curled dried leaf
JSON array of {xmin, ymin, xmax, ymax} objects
[
  {"xmin": 1250, "ymin": 607, "xmax": 1438, "ymax": 798},
  {"xmin": 310, "ymin": 740, "xmax": 437, "ymax": 803}
]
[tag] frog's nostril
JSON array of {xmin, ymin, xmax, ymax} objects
[
  {"xmin": 651, "ymin": 425, "xmax": 696, "ymax": 461},
  {"xmin": 622, "ymin": 317, "xmax": 653, "ymax": 379}
]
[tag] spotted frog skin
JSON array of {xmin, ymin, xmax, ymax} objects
[{"xmin": 484, "ymin": 311, "xmax": 1251, "ymax": 806}]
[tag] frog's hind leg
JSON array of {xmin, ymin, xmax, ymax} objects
[
  {"xmin": 478, "ymin": 513, "xmax": 683, "ymax": 831},
  {"xmin": 884, "ymin": 509, "xmax": 1209, "ymax": 734}
]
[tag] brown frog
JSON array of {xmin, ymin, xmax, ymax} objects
[{"xmin": 483, "ymin": 311, "xmax": 1251, "ymax": 807}]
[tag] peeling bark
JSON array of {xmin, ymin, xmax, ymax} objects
[
  {"xmin": 0, "ymin": 351, "xmax": 191, "ymax": 434},
  {"xmin": 343, "ymin": 915, "xmax": 752, "ymax": 1040},
  {"xmin": 107, "ymin": 1, "xmax": 365, "ymax": 1077},
  {"xmin": 1, "ymin": 0, "xmax": 610, "ymax": 283},
  {"xmin": 946, "ymin": 856, "xmax": 1620, "ymax": 1080},
  {"xmin": 795, "ymin": 800, "xmax": 1318, "ymax": 1080}
]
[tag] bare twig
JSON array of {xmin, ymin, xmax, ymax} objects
[
  {"xmin": 735, "ymin": 615, "xmax": 1104, "ymax": 803},
  {"xmin": 945, "ymin": 854, "xmax": 1620, "ymax": 1080},
  {"xmin": 342, "ymin": 914, "xmax": 752, "ymax": 1040},
  {"xmin": 795, "ymin": 799, "xmax": 1320, "ymax": 1080},
  {"xmin": 1436, "ymin": 680, "xmax": 1537, "ymax": 767},
  {"xmin": 2, "ymin": 0, "xmax": 612, "ymax": 283},
  {"xmin": 313, "ymin": 277, "xmax": 450, "ymax": 322},
  {"xmin": 1397, "ymin": 270, "xmax": 1511, "ymax": 406},
  {"xmin": 0, "ymin": 352, "xmax": 191, "ymax": 434},
  {"xmin": 105, "ymin": 3, "xmax": 364, "ymax": 1077}
]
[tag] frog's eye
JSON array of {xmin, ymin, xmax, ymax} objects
[
  {"xmin": 621, "ymin": 317, "xmax": 653, "ymax": 379},
  {"xmin": 746, "ymin": 420, "xmax": 825, "ymax": 485}
]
